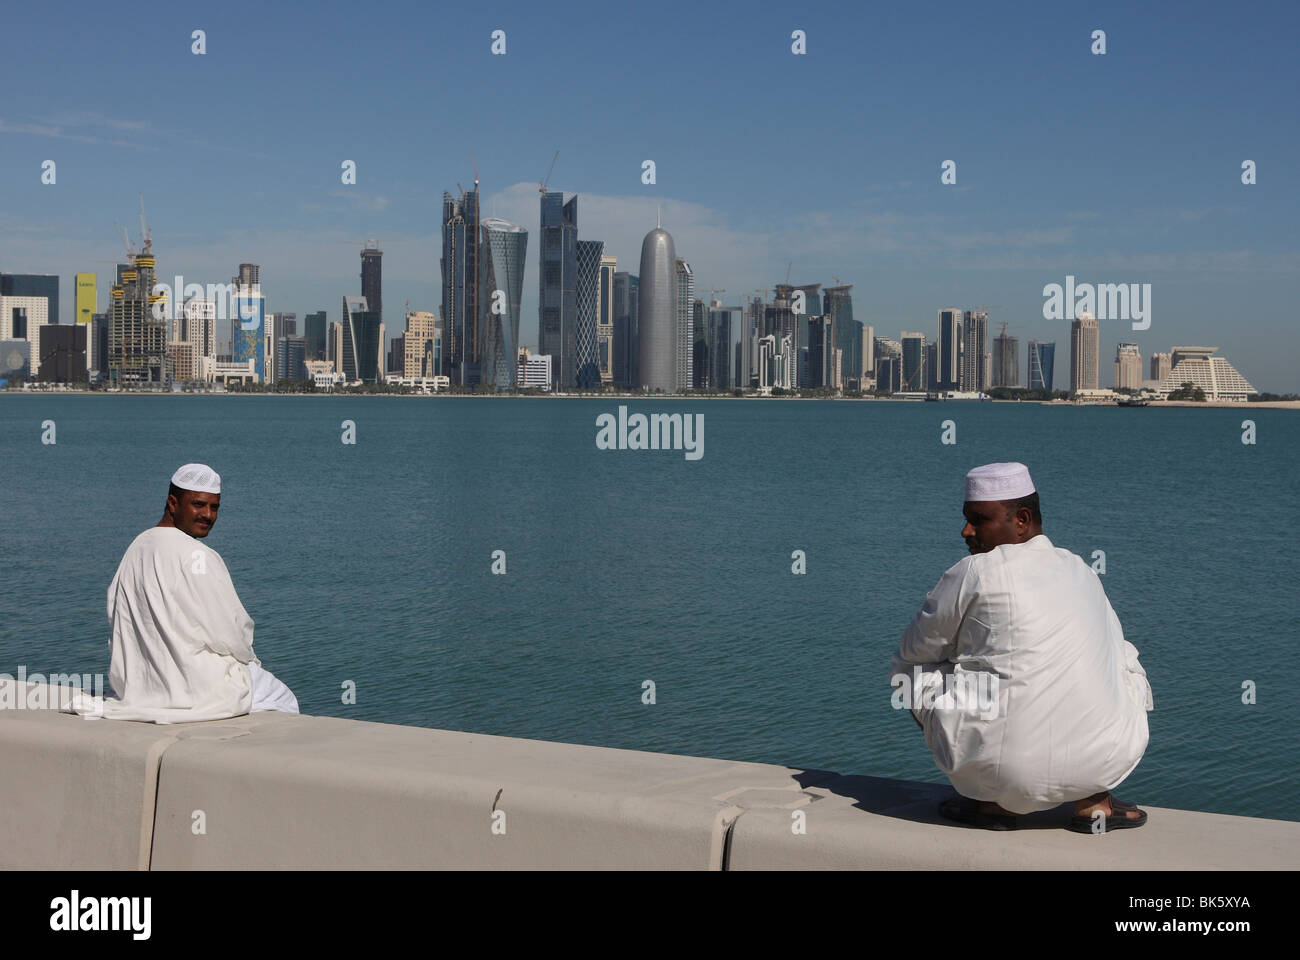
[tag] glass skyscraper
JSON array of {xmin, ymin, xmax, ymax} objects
[
  {"xmin": 1029, "ymin": 340, "xmax": 1056, "ymax": 392},
  {"xmin": 574, "ymin": 239, "xmax": 603, "ymax": 390},
  {"xmin": 478, "ymin": 218, "xmax": 528, "ymax": 391},
  {"xmin": 305, "ymin": 311, "xmax": 327, "ymax": 361},
  {"xmin": 342, "ymin": 295, "xmax": 381, "ymax": 383},
  {"xmin": 824, "ymin": 284, "xmax": 856, "ymax": 384},
  {"xmin": 442, "ymin": 183, "xmax": 481, "ymax": 385},
  {"xmin": 706, "ymin": 304, "xmax": 744, "ymax": 390},
  {"xmin": 539, "ymin": 192, "xmax": 577, "ymax": 390},
  {"xmin": 901, "ymin": 332, "xmax": 926, "ymax": 390},
  {"xmin": 937, "ymin": 307, "xmax": 960, "ymax": 390},
  {"xmin": 674, "ymin": 259, "xmax": 694, "ymax": 392},
  {"xmin": 361, "ymin": 246, "xmax": 382, "ymax": 330},
  {"xmin": 598, "ymin": 255, "xmax": 616, "ymax": 385},
  {"xmin": 613, "ymin": 272, "xmax": 639, "ymax": 388}
]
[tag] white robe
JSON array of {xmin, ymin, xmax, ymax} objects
[
  {"xmin": 73, "ymin": 527, "xmax": 262, "ymax": 723},
  {"xmin": 889, "ymin": 533, "xmax": 1153, "ymax": 814}
]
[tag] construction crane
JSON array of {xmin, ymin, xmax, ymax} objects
[
  {"xmin": 539, "ymin": 150, "xmax": 559, "ymax": 198},
  {"xmin": 115, "ymin": 222, "xmax": 135, "ymax": 262},
  {"xmin": 708, "ymin": 287, "xmax": 727, "ymax": 308},
  {"xmin": 138, "ymin": 193, "xmax": 152, "ymax": 256},
  {"xmin": 785, "ymin": 262, "xmax": 793, "ymax": 286}
]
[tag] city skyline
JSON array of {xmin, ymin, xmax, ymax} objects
[{"xmin": 1, "ymin": 2, "xmax": 1297, "ymax": 390}]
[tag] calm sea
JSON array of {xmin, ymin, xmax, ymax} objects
[{"xmin": 1, "ymin": 395, "xmax": 1296, "ymax": 821}]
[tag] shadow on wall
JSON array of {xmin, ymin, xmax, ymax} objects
[{"xmin": 792, "ymin": 770, "xmax": 1078, "ymax": 832}]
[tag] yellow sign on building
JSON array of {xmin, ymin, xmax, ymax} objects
[{"xmin": 75, "ymin": 273, "xmax": 97, "ymax": 323}]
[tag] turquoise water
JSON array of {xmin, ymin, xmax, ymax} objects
[{"xmin": 1, "ymin": 395, "xmax": 1296, "ymax": 821}]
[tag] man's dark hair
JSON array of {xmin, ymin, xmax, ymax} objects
[
  {"xmin": 168, "ymin": 482, "xmax": 184, "ymax": 503},
  {"xmin": 1004, "ymin": 491, "xmax": 1042, "ymax": 525}
]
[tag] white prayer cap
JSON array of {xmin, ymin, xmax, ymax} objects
[
  {"xmin": 965, "ymin": 462, "xmax": 1035, "ymax": 501},
  {"xmin": 171, "ymin": 463, "xmax": 221, "ymax": 495}
]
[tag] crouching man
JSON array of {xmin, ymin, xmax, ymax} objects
[{"xmin": 889, "ymin": 462, "xmax": 1153, "ymax": 833}]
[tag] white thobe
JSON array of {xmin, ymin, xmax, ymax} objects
[
  {"xmin": 889, "ymin": 534, "xmax": 1153, "ymax": 814},
  {"xmin": 71, "ymin": 526, "xmax": 297, "ymax": 723}
]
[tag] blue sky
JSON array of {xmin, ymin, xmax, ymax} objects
[{"xmin": 2, "ymin": 0, "xmax": 1297, "ymax": 388}]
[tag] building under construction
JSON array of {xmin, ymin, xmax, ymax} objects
[{"xmin": 108, "ymin": 200, "xmax": 168, "ymax": 387}]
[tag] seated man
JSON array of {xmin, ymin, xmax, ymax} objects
[
  {"xmin": 889, "ymin": 462, "xmax": 1153, "ymax": 833},
  {"xmin": 72, "ymin": 463, "xmax": 298, "ymax": 723}
]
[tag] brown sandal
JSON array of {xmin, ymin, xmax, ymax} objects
[{"xmin": 1068, "ymin": 794, "xmax": 1147, "ymax": 833}]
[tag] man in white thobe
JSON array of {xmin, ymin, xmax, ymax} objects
[
  {"xmin": 889, "ymin": 462, "xmax": 1153, "ymax": 832},
  {"xmin": 71, "ymin": 463, "xmax": 298, "ymax": 723}
]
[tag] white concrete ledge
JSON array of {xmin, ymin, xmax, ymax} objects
[
  {"xmin": 0, "ymin": 686, "xmax": 176, "ymax": 870},
  {"xmin": 2, "ymin": 684, "xmax": 1295, "ymax": 869}
]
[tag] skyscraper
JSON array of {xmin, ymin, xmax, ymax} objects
[
  {"xmin": 675, "ymin": 258, "xmax": 694, "ymax": 392},
  {"xmin": 442, "ymin": 181, "xmax": 481, "ymax": 385},
  {"xmin": 404, "ymin": 311, "xmax": 441, "ymax": 378},
  {"xmin": 265, "ymin": 312, "xmax": 296, "ymax": 386},
  {"xmin": 960, "ymin": 309, "xmax": 988, "ymax": 391},
  {"xmin": 707, "ymin": 302, "xmax": 745, "ymax": 390},
  {"xmin": 479, "ymin": 218, "xmax": 528, "ymax": 391},
  {"xmin": 539, "ymin": 191, "xmax": 578, "ymax": 390},
  {"xmin": 183, "ymin": 298, "xmax": 217, "ymax": 361},
  {"xmin": 936, "ymin": 308, "xmax": 960, "ymax": 390},
  {"xmin": 1, "ymin": 274, "xmax": 59, "ymax": 329},
  {"xmin": 613, "ymin": 272, "xmax": 639, "ymax": 388},
  {"xmin": 1114, "ymin": 342, "xmax": 1142, "ymax": 390},
  {"xmin": 574, "ymin": 239, "xmax": 604, "ymax": 389},
  {"xmin": 1028, "ymin": 340, "xmax": 1056, "ymax": 392},
  {"xmin": 598, "ymin": 254, "xmax": 616, "ymax": 386},
  {"xmin": 824, "ymin": 284, "xmax": 856, "ymax": 384},
  {"xmin": 1150, "ymin": 352, "xmax": 1172, "ymax": 382},
  {"xmin": 75, "ymin": 273, "xmax": 96, "ymax": 326},
  {"xmin": 692, "ymin": 298, "xmax": 709, "ymax": 389},
  {"xmin": 875, "ymin": 337, "xmax": 902, "ymax": 392},
  {"xmin": 860, "ymin": 323, "xmax": 874, "ymax": 383},
  {"xmin": 901, "ymin": 332, "xmax": 926, "ymax": 390},
  {"xmin": 231, "ymin": 263, "xmax": 263, "ymax": 382},
  {"xmin": 109, "ymin": 251, "xmax": 166, "ymax": 386},
  {"xmin": 808, "ymin": 316, "xmax": 837, "ymax": 388},
  {"xmin": 342, "ymin": 295, "xmax": 381, "ymax": 383},
  {"xmin": 305, "ymin": 311, "xmax": 327, "ymax": 361},
  {"xmin": 360, "ymin": 244, "xmax": 382, "ymax": 330},
  {"xmin": 637, "ymin": 222, "xmax": 677, "ymax": 391},
  {"xmin": 1070, "ymin": 311, "xmax": 1100, "ymax": 393},
  {"xmin": 992, "ymin": 329, "xmax": 1019, "ymax": 387},
  {"xmin": 764, "ymin": 286, "xmax": 797, "ymax": 389}
]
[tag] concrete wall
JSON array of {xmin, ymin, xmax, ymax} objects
[{"xmin": 2, "ymin": 681, "xmax": 1295, "ymax": 870}]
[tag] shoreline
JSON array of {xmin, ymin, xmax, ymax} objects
[{"xmin": 4, "ymin": 391, "xmax": 1298, "ymax": 409}]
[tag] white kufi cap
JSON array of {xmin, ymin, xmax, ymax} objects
[
  {"xmin": 171, "ymin": 463, "xmax": 221, "ymax": 494},
  {"xmin": 965, "ymin": 462, "xmax": 1034, "ymax": 501}
]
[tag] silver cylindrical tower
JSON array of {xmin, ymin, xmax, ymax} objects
[{"xmin": 636, "ymin": 226, "xmax": 676, "ymax": 390}]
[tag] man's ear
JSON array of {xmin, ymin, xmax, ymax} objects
[{"xmin": 165, "ymin": 493, "xmax": 178, "ymax": 516}]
